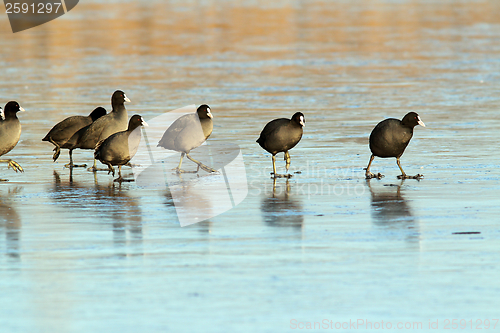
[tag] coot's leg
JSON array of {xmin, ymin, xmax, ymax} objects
[
  {"xmin": 88, "ymin": 159, "xmax": 97, "ymax": 172},
  {"xmin": 174, "ymin": 153, "xmax": 185, "ymax": 173},
  {"xmin": 104, "ymin": 162, "xmax": 115, "ymax": 176},
  {"xmin": 185, "ymin": 153, "xmax": 217, "ymax": 173},
  {"xmin": 364, "ymin": 155, "xmax": 383, "ymax": 179},
  {"xmin": 114, "ymin": 164, "xmax": 135, "ymax": 182},
  {"xmin": 272, "ymin": 155, "xmax": 277, "ymax": 177},
  {"xmin": 271, "ymin": 154, "xmax": 291, "ymax": 179},
  {"xmin": 48, "ymin": 137, "xmax": 61, "ymax": 162},
  {"xmin": 175, "ymin": 152, "xmax": 199, "ymax": 173},
  {"xmin": 396, "ymin": 157, "xmax": 407, "ymax": 179},
  {"xmin": 0, "ymin": 159, "xmax": 24, "ymax": 173},
  {"xmin": 65, "ymin": 149, "xmax": 74, "ymax": 168},
  {"xmin": 284, "ymin": 151, "xmax": 293, "ymax": 178},
  {"xmin": 65, "ymin": 149, "xmax": 87, "ymax": 168},
  {"xmin": 88, "ymin": 159, "xmax": 109, "ymax": 172},
  {"xmin": 364, "ymin": 155, "xmax": 374, "ymax": 178},
  {"xmin": 396, "ymin": 158, "xmax": 423, "ymax": 180},
  {"xmin": 271, "ymin": 155, "xmax": 280, "ymax": 178},
  {"xmin": 113, "ymin": 165, "xmax": 123, "ymax": 182},
  {"xmin": 284, "ymin": 151, "xmax": 291, "ymax": 174}
]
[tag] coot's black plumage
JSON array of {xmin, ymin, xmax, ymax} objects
[
  {"xmin": 0, "ymin": 101, "xmax": 25, "ymax": 178},
  {"xmin": 95, "ymin": 115, "xmax": 148, "ymax": 182},
  {"xmin": 257, "ymin": 112, "xmax": 305, "ymax": 178},
  {"xmin": 157, "ymin": 105, "xmax": 216, "ymax": 173},
  {"xmin": 42, "ymin": 107, "xmax": 106, "ymax": 167},
  {"xmin": 365, "ymin": 112, "xmax": 425, "ymax": 179},
  {"xmin": 75, "ymin": 90, "xmax": 130, "ymax": 171}
]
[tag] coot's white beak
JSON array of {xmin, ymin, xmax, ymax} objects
[
  {"xmin": 417, "ymin": 116, "xmax": 425, "ymax": 127},
  {"xmin": 124, "ymin": 94, "xmax": 131, "ymax": 103},
  {"xmin": 141, "ymin": 117, "xmax": 149, "ymax": 127},
  {"xmin": 19, "ymin": 106, "xmax": 25, "ymax": 112},
  {"xmin": 207, "ymin": 108, "xmax": 213, "ymax": 119},
  {"xmin": 0, "ymin": 107, "xmax": 3, "ymax": 120},
  {"xmin": 300, "ymin": 115, "xmax": 305, "ymax": 127}
]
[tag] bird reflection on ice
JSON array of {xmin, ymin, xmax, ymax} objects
[
  {"xmin": 260, "ymin": 179, "xmax": 304, "ymax": 229},
  {"xmin": 366, "ymin": 179, "xmax": 420, "ymax": 244}
]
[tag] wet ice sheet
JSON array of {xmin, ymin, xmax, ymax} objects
[{"xmin": 1, "ymin": 0, "xmax": 500, "ymax": 332}]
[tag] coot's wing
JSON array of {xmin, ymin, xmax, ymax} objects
[
  {"xmin": 63, "ymin": 123, "xmax": 90, "ymax": 149},
  {"xmin": 0, "ymin": 117, "xmax": 21, "ymax": 156},
  {"xmin": 76, "ymin": 114, "xmax": 109, "ymax": 149},
  {"xmin": 157, "ymin": 113, "xmax": 197, "ymax": 150},
  {"xmin": 256, "ymin": 118, "xmax": 288, "ymax": 146},
  {"xmin": 43, "ymin": 115, "xmax": 91, "ymax": 144},
  {"xmin": 173, "ymin": 116, "xmax": 207, "ymax": 153},
  {"xmin": 369, "ymin": 118, "xmax": 412, "ymax": 157},
  {"xmin": 95, "ymin": 131, "xmax": 131, "ymax": 164}
]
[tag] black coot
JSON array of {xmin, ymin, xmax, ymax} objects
[
  {"xmin": 42, "ymin": 107, "xmax": 106, "ymax": 168},
  {"xmin": 365, "ymin": 112, "xmax": 425, "ymax": 179},
  {"xmin": 75, "ymin": 90, "xmax": 130, "ymax": 171},
  {"xmin": 0, "ymin": 101, "xmax": 25, "ymax": 179},
  {"xmin": 95, "ymin": 115, "xmax": 148, "ymax": 182},
  {"xmin": 257, "ymin": 112, "xmax": 305, "ymax": 178},
  {"xmin": 157, "ymin": 105, "xmax": 216, "ymax": 173}
]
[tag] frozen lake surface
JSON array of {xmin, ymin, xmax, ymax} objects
[{"xmin": 1, "ymin": 0, "xmax": 500, "ymax": 332}]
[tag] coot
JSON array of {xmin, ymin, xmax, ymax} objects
[
  {"xmin": 95, "ymin": 115, "xmax": 148, "ymax": 182},
  {"xmin": 365, "ymin": 112, "xmax": 425, "ymax": 180},
  {"xmin": 0, "ymin": 101, "xmax": 25, "ymax": 179},
  {"xmin": 257, "ymin": 112, "xmax": 305, "ymax": 178},
  {"xmin": 157, "ymin": 105, "xmax": 216, "ymax": 173},
  {"xmin": 75, "ymin": 90, "xmax": 130, "ymax": 171},
  {"xmin": 42, "ymin": 107, "xmax": 106, "ymax": 167}
]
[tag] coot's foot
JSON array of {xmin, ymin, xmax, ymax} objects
[
  {"xmin": 64, "ymin": 163, "xmax": 87, "ymax": 168},
  {"xmin": 198, "ymin": 164, "xmax": 218, "ymax": 173},
  {"xmin": 52, "ymin": 148, "xmax": 61, "ymax": 162},
  {"xmin": 106, "ymin": 166, "xmax": 115, "ymax": 176},
  {"xmin": 174, "ymin": 167, "xmax": 198, "ymax": 174},
  {"xmin": 271, "ymin": 173, "xmax": 293, "ymax": 179},
  {"xmin": 397, "ymin": 174, "xmax": 423, "ymax": 180},
  {"xmin": 87, "ymin": 166, "xmax": 110, "ymax": 172},
  {"xmin": 184, "ymin": 154, "xmax": 218, "ymax": 174},
  {"xmin": 365, "ymin": 171, "xmax": 383, "ymax": 179},
  {"xmin": 0, "ymin": 179, "xmax": 8, "ymax": 182},
  {"xmin": 5, "ymin": 160, "xmax": 24, "ymax": 173}
]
